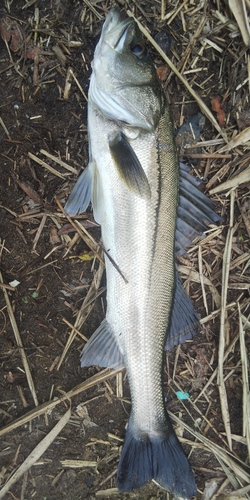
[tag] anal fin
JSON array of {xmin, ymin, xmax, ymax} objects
[{"xmin": 81, "ymin": 319, "xmax": 124, "ymax": 369}]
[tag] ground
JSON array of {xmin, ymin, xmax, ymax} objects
[{"xmin": 0, "ymin": 1, "xmax": 250, "ymax": 499}]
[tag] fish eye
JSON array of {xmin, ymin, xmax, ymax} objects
[{"xmin": 131, "ymin": 42, "xmax": 147, "ymax": 58}]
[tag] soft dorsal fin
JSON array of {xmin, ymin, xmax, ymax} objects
[
  {"xmin": 175, "ymin": 162, "xmax": 222, "ymax": 255},
  {"xmin": 165, "ymin": 273, "xmax": 200, "ymax": 350}
]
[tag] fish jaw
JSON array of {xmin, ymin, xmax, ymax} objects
[
  {"xmin": 94, "ymin": 8, "xmax": 133, "ymax": 54},
  {"xmin": 92, "ymin": 7, "xmax": 154, "ymax": 86},
  {"xmin": 89, "ymin": 8, "xmax": 163, "ymax": 130}
]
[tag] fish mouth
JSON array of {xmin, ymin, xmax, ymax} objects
[{"xmin": 100, "ymin": 8, "xmax": 133, "ymax": 51}]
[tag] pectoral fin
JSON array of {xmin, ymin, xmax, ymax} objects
[
  {"xmin": 64, "ymin": 163, "xmax": 92, "ymax": 216},
  {"xmin": 109, "ymin": 132, "xmax": 151, "ymax": 199}
]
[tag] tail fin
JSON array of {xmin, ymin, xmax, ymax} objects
[{"xmin": 117, "ymin": 418, "xmax": 196, "ymax": 498}]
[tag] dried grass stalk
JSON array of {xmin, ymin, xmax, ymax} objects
[
  {"xmin": 127, "ymin": 10, "xmax": 227, "ymax": 140},
  {"xmin": 178, "ymin": 265, "xmax": 221, "ymax": 308},
  {"xmin": 0, "ymin": 270, "xmax": 38, "ymax": 407},
  {"xmin": 57, "ymin": 261, "xmax": 105, "ymax": 369},
  {"xmin": 56, "ymin": 199, "xmax": 104, "ymax": 265},
  {"xmin": 217, "ymin": 190, "xmax": 236, "ymax": 450},
  {"xmin": 0, "ymin": 116, "xmax": 11, "ymax": 139},
  {"xmin": 209, "ymin": 166, "xmax": 250, "ymax": 194},
  {"xmin": 228, "ymin": 0, "xmax": 250, "ymax": 46},
  {"xmin": 194, "ymin": 333, "xmax": 239, "ymax": 403},
  {"xmin": 28, "ymin": 152, "xmax": 66, "ymax": 179},
  {"xmin": 60, "ymin": 459, "xmax": 97, "ymax": 467},
  {"xmin": 219, "ymin": 127, "xmax": 250, "ymax": 152},
  {"xmin": 0, "ymin": 409, "xmax": 71, "ymax": 499},
  {"xmin": 217, "ymin": 483, "xmax": 250, "ymax": 497},
  {"xmin": 40, "ymin": 149, "xmax": 78, "ymax": 174},
  {"xmin": 198, "ymin": 245, "xmax": 208, "ymax": 314},
  {"xmin": 69, "ymin": 69, "xmax": 88, "ymax": 101},
  {"xmin": 96, "ymin": 488, "xmax": 119, "ymax": 497},
  {"xmin": 0, "ymin": 368, "xmax": 123, "ymax": 438},
  {"xmin": 169, "ymin": 412, "xmax": 250, "ymax": 485},
  {"xmin": 238, "ymin": 304, "xmax": 250, "ymax": 460}
]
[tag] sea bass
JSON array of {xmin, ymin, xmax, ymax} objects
[{"xmin": 65, "ymin": 8, "xmax": 220, "ymax": 497}]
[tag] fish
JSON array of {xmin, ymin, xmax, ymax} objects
[{"xmin": 65, "ymin": 8, "xmax": 221, "ymax": 497}]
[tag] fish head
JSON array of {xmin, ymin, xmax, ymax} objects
[{"xmin": 89, "ymin": 8, "xmax": 163, "ymax": 131}]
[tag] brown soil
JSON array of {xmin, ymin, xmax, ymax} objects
[{"xmin": 0, "ymin": 1, "xmax": 249, "ymax": 500}]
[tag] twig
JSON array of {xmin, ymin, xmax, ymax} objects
[
  {"xmin": 198, "ymin": 246, "xmax": 208, "ymax": 314},
  {"xmin": 0, "ymin": 368, "xmax": 123, "ymax": 437},
  {"xmin": 28, "ymin": 153, "xmax": 66, "ymax": 179},
  {"xmin": 0, "ymin": 270, "xmax": 39, "ymax": 407},
  {"xmin": 57, "ymin": 261, "xmax": 105, "ymax": 369},
  {"xmin": 194, "ymin": 333, "xmax": 239, "ymax": 403},
  {"xmin": 40, "ymin": 149, "xmax": 78, "ymax": 174},
  {"xmin": 32, "ymin": 214, "xmax": 47, "ymax": 252},
  {"xmin": 0, "ymin": 116, "xmax": 11, "ymax": 140},
  {"xmin": 127, "ymin": 10, "xmax": 228, "ymax": 140},
  {"xmin": 0, "ymin": 409, "xmax": 71, "ymax": 499},
  {"xmin": 238, "ymin": 303, "xmax": 250, "ymax": 460},
  {"xmin": 56, "ymin": 199, "xmax": 104, "ymax": 265},
  {"xmin": 169, "ymin": 412, "xmax": 250, "ymax": 485},
  {"xmin": 217, "ymin": 190, "xmax": 236, "ymax": 450}
]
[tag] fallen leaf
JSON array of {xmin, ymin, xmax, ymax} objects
[
  {"xmin": 26, "ymin": 45, "xmax": 46, "ymax": 61},
  {"xmin": 0, "ymin": 15, "xmax": 24, "ymax": 53},
  {"xmin": 49, "ymin": 227, "xmax": 61, "ymax": 245},
  {"xmin": 211, "ymin": 96, "xmax": 226, "ymax": 126},
  {"xmin": 78, "ymin": 251, "xmax": 94, "ymax": 261},
  {"xmin": 156, "ymin": 65, "xmax": 169, "ymax": 81},
  {"xmin": 11, "ymin": 173, "xmax": 42, "ymax": 205}
]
